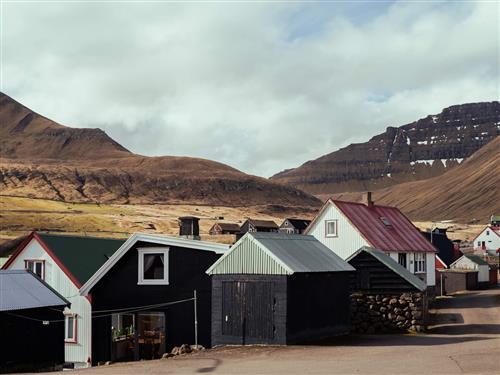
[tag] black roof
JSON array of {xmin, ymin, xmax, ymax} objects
[{"xmin": 283, "ymin": 218, "xmax": 311, "ymax": 231}]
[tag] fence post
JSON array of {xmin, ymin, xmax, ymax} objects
[{"xmin": 194, "ymin": 290, "xmax": 198, "ymax": 348}]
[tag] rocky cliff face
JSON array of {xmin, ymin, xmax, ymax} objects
[{"xmin": 271, "ymin": 102, "xmax": 500, "ymax": 195}]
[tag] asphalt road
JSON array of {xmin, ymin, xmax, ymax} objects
[{"xmin": 78, "ymin": 287, "xmax": 500, "ymax": 375}]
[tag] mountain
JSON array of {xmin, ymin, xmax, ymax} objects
[
  {"xmin": 271, "ymin": 102, "xmax": 500, "ymax": 196},
  {"xmin": 0, "ymin": 92, "xmax": 320, "ymax": 207},
  {"xmin": 331, "ymin": 136, "xmax": 500, "ymax": 223}
]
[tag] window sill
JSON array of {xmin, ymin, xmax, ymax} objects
[
  {"xmin": 325, "ymin": 235, "xmax": 338, "ymax": 238},
  {"xmin": 65, "ymin": 340, "xmax": 78, "ymax": 344},
  {"xmin": 138, "ymin": 280, "xmax": 170, "ymax": 286}
]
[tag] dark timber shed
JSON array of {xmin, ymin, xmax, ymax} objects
[
  {"xmin": 0, "ymin": 270, "xmax": 70, "ymax": 373},
  {"xmin": 207, "ymin": 232, "xmax": 355, "ymax": 346}
]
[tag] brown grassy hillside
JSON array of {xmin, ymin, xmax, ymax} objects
[
  {"xmin": 0, "ymin": 92, "xmax": 320, "ymax": 207},
  {"xmin": 331, "ymin": 136, "xmax": 500, "ymax": 223}
]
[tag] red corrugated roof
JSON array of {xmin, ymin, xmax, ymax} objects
[{"xmin": 332, "ymin": 200, "xmax": 436, "ymax": 253}]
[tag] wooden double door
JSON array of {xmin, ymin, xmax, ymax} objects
[{"xmin": 221, "ymin": 280, "xmax": 275, "ymax": 343}]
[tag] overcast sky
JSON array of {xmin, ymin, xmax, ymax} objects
[{"xmin": 2, "ymin": 1, "xmax": 498, "ymax": 177}]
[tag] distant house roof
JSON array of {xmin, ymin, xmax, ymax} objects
[
  {"xmin": 207, "ymin": 232, "xmax": 355, "ymax": 275},
  {"xmin": 463, "ymin": 255, "xmax": 490, "ymax": 266},
  {"xmin": 246, "ymin": 219, "xmax": 279, "ymax": 229},
  {"xmin": 81, "ymin": 232, "xmax": 230, "ymax": 295},
  {"xmin": 2, "ymin": 232, "xmax": 125, "ymax": 288},
  {"xmin": 471, "ymin": 225, "xmax": 500, "ymax": 243},
  {"xmin": 0, "ymin": 270, "xmax": 69, "ymax": 312},
  {"xmin": 346, "ymin": 247, "xmax": 427, "ymax": 291},
  {"xmin": 282, "ymin": 218, "xmax": 311, "ymax": 231},
  {"xmin": 212, "ymin": 223, "xmax": 241, "ymax": 232},
  {"xmin": 306, "ymin": 199, "xmax": 437, "ymax": 253}
]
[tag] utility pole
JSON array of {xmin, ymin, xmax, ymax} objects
[{"xmin": 194, "ymin": 290, "xmax": 198, "ymax": 348}]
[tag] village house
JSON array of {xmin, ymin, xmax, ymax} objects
[
  {"xmin": 304, "ymin": 193, "xmax": 437, "ymax": 289},
  {"xmin": 450, "ymin": 254, "xmax": 490, "ymax": 287},
  {"xmin": 0, "ymin": 270, "xmax": 69, "ymax": 373},
  {"xmin": 471, "ymin": 225, "xmax": 499, "ymax": 256},
  {"xmin": 79, "ymin": 233, "xmax": 229, "ymax": 364},
  {"xmin": 239, "ymin": 219, "xmax": 279, "ymax": 234},
  {"xmin": 1, "ymin": 233, "xmax": 125, "ymax": 369},
  {"xmin": 209, "ymin": 223, "xmax": 241, "ymax": 235},
  {"xmin": 207, "ymin": 232, "xmax": 354, "ymax": 345},
  {"xmin": 278, "ymin": 218, "xmax": 312, "ymax": 234}
]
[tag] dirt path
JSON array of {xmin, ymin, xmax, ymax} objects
[{"xmin": 74, "ymin": 288, "xmax": 500, "ymax": 375}]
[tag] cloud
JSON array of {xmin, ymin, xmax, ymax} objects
[{"xmin": 2, "ymin": 1, "xmax": 498, "ymax": 177}]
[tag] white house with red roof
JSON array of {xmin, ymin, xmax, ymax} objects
[
  {"xmin": 471, "ymin": 225, "xmax": 500, "ymax": 255},
  {"xmin": 304, "ymin": 193, "xmax": 437, "ymax": 287}
]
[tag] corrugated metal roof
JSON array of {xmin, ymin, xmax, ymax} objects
[
  {"xmin": 347, "ymin": 247, "xmax": 427, "ymax": 291},
  {"xmin": 0, "ymin": 270, "xmax": 69, "ymax": 311},
  {"xmin": 207, "ymin": 232, "xmax": 355, "ymax": 275},
  {"xmin": 333, "ymin": 200, "xmax": 436, "ymax": 253},
  {"xmin": 464, "ymin": 255, "xmax": 489, "ymax": 266},
  {"xmin": 247, "ymin": 219, "xmax": 279, "ymax": 229}
]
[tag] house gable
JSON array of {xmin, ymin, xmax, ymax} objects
[{"xmin": 305, "ymin": 201, "xmax": 369, "ymax": 260}]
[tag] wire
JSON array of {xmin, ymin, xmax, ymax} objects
[
  {"xmin": 5, "ymin": 297, "xmax": 196, "ymax": 324},
  {"xmin": 92, "ymin": 297, "xmax": 194, "ymax": 314}
]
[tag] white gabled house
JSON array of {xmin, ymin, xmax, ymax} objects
[
  {"xmin": 471, "ymin": 225, "xmax": 500, "ymax": 255},
  {"xmin": 450, "ymin": 254, "xmax": 490, "ymax": 285},
  {"xmin": 1, "ymin": 232, "xmax": 124, "ymax": 368},
  {"xmin": 304, "ymin": 194, "xmax": 437, "ymax": 288}
]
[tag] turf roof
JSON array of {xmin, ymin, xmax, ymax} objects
[{"xmin": 38, "ymin": 233, "xmax": 125, "ymax": 286}]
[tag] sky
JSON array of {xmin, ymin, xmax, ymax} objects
[{"xmin": 1, "ymin": 1, "xmax": 499, "ymax": 177}]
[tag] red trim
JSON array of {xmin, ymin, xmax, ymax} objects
[
  {"xmin": 2, "ymin": 232, "xmax": 82, "ymax": 289},
  {"xmin": 64, "ymin": 313, "xmax": 78, "ymax": 344},
  {"xmin": 2, "ymin": 232, "xmax": 35, "ymax": 270},
  {"xmin": 32, "ymin": 233, "xmax": 82, "ymax": 289}
]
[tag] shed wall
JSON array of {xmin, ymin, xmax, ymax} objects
[{"xmin": 286, "ymin": 272, "xmax": 351, "ymax": 342}]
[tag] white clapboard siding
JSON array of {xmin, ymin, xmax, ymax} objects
[
  {"xmin": 5, "ymin": 238, "xmax": 91, "ymax": 367},
  {"xmin": 307, "ymin": 203, "xmax": 370, "ymax": 260}
]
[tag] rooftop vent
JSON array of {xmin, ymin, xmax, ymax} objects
[{"xmin": 380, "ymin": 216, "xmax": 392, "ymax": 227}]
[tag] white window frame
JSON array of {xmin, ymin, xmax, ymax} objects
[
  {"xmin": 138, "ymin": 247, "xmax": 169, "ymax": 285},
  {"xmin": 325, "ymin": 220, "xmax": 338, "ymax": 237},
  {"xmin": 64, "ymin": 313, "xmax": 78, "ymax": 343},
  {"xmin": 24, "ymin": 259, "xmax": 45, "ymax": 280},
  {"xmin": 414, "ymin": 253, "xmax": 426, "ymax": 274}
]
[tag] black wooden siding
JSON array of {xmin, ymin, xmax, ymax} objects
[
  {"xmin": 348, "ymin": 251, "xmax": 420, "ymax": 294},
  {"xmin": 0, "ymin": 307, "xmax": 65, "ymax": 373},
  {"xmin": 90, "ymin": 242, "xmax": 220, "ymax": 364},
  {"xmin": 212, "ymin": 275, "xmax": 287, "ymax": 346},
  {"xmin": 286, "ymin": 273, "xmax": 351, "ymax": 343},
  {"xmin": 211, "ymin": 273, "xmax": 351, "ymax": 345}
]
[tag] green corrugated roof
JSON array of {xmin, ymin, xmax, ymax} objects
[
  {"xmin": 347, "ymin": 246, "xmax": 427, "ymax": 291},
  {"xmin": 38, "ymin": 234, "xmax": 125, "ymax": 286}
]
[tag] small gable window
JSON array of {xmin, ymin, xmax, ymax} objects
[
  {"xmin": 325, "ymin": 220, "xmax": 338, "ymax": 237},
  {"xmin": 138, "ymin": 248, "xmax": 169, "ymax": 285},
  {"xmin": 25, "ymin": 260, "xmax": 44, "ymax": 280}
]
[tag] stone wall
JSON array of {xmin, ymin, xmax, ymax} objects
[{"xmin": 350, "ymin": 292, "xmax": 427, "ymax": 334}]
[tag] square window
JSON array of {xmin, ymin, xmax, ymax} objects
[
  {"xmin": 138, "ymin": 248, "xmax": 169, "ymax": 285},
  {"xmin": 325, "ymin": 220, "xmax": 338, "ymax": 237}
]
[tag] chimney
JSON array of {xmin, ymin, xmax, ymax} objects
[
  {"xmin": 365, "ymin": 191, "xmax": 374, "ymax": 207},
  {"xmin": 178, "ymin": 216, "xmax": 200, "ymax": 240}
]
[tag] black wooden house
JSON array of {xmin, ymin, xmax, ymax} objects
[
  {"xmin": 279, "ymin": 218, "xmax": 311, "ymax": 234},
  {"xmin": 207, "ymin": 233, "xmax": 355, "ymax": 346},
  {"xmin": 79, "ymin": 233, "xmax": 229, "ymax": 364}
]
